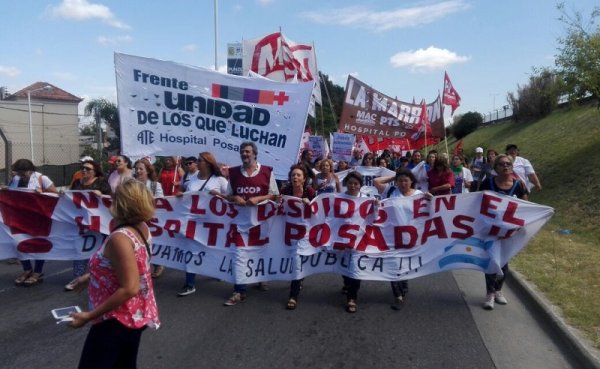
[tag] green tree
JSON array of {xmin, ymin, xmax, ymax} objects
[
  {"xmin": 507, "ymin": 67, "xmax": 562, "ymax": 121},
  {"xmin": 555, "ymin": 3, "xmax": 600, "ymax": 104},
  {"xmin": 84, "ymin": 98, "xmax": 120, "ymax": 156},
  {"xmin": 306, "ymin": 73, "xmax": 345, "ymax": 136},
  {"xmin": 452, "ymin": 111, "xmax": 482, "ymax": 139}
]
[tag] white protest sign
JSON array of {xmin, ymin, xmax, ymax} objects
[{"xmin": 115, "ymin": 53, "xmax": 313, "ymax": 179}]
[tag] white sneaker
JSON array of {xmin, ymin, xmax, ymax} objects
[
  {"xmin": 64, "ymin": 278, "xmax": 79, "ymax": 291},
  {"xmin": 483, "ymin": 293, "xmax": 495, "ymax": 310},
  {"xmin": 495, "ymin": 290, "xmax": 508, "ymax": 305}
]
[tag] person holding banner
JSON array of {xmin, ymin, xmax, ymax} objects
[
  {"xmin": 341, "ymin": 171, "xmax": 366, "ymax": 313},
  {"xmin": 158, "ymin": 156, "xmax": 184, "ymax": 196},
  {"xmin": 108, "ymin": 155, "xmax": 134, "ymax": 193},
  {"xmin": 133, "ymin": 159, "xmax": 166, "ymax": 279},
  {"xmin": 223, "ymin": 142, "xmax": 279, "ymax": 306},
  {"xmin": 65, "ymin": 159, "xmax": 112, "ymax": 291},
  {"xmin": 280, "ymin": 164, "xmax": 316, "ymax": 310},
  {"xmin": 8, "ymin": 159, "xmax": 58, "ymax": 287},
  {"xmin": 374, "ymin": 168, "xmax": 432, "ymax": 310},
  {"xmin": 315, "ymin": 159, "xmax": 341, "ymax": 195},
  {"xmin": 177, "ymin": 152, "xmax": 228, "ymax": 297},
  {"xmin": 479, "ymin": 154, "xmax": 528, "ymax": 310},
  {"xmin": 427, "ymin": 156, "xmax": 455, "ymax": 196},
  {"xmin": 69, "ymin": 179, "xmax": 160, "ymax": 369},
  {"xmin": 134, "ymin": 159, "xmax": 164, "ymax": 198}
]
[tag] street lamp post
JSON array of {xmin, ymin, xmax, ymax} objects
[{"xmin": 27, "ymin": 85, "xmax": 52, "ymax": 163}]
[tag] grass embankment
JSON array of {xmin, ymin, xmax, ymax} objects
[{"xmin": 438, "ymin": 103, "xmax": 600, "ymax": 348}]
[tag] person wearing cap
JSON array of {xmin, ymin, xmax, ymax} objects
[
  {"xmin": 505, "ymin": 144, "xmax": 542, "ymax": 192},
  {"xmin": 469, "ymin": 147, "xmax": 486, "ymax": 191},
  {"xmin": 179, "ymin": 156, "xmax": 199, "ymax": 193}
]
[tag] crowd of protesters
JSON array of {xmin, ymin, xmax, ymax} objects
[{"xmin": 3, "ymin": 142, "xmax": 541, "ymax": 315}]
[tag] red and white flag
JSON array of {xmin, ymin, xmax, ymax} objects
[
  {"xmin": 243, "ymin": 32, "xmax": 321, "ymax": 117},
  {"xmin": 410, "ymin": 99, "xmax": 433, "ymax": 142},
  {"xmin": 443, "ymin": 71, "xmax": 461, "ymax": 115}
]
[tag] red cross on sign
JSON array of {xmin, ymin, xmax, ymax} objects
[{"xmin": 273, "ymin": 91, "xmax": 289, "ymax": 105}]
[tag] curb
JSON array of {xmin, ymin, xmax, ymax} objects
[{"xmin": 508, "ymin": 269, "xmax": 600, "ymax": 369}]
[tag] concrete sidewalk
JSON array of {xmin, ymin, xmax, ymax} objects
[{"xmin": 453, "ymin": 269, "xmax": 600, "ymax": 369}]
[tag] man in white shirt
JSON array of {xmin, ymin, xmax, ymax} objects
[{"xmin": 505, "ymin": 144, "xmax": 542, "ymax": 192}]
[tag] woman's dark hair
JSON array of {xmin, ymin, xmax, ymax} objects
[
  {"xmin": 288, "ymin": 164, "xmax": 308, "ymax": 183},
  {"xmin": 119, "ymin": 155, "xmax": 133, "ymax": 169},
  {"xmin": 394, "ymin": 168, "xmax": 417, "ymax": 189},
  {"xmin": 81, "ymin": 160, "xmax": 104, "ymax": 178},
  {"xmin": 343, "ymin": 171, "xmax": 364, "ymax": 187},
  {"xmin": 361, "ymin": 153, "xmax": 374, "ymax": 166},
  {"xmin": 300, "ymin": 149, "xmax": 312, "ymax": 162},
  {"xmin": 11, "ymin": 158, "xmax": 35, "ymax": 172}
]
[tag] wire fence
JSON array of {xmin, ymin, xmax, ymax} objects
[{"xmin": 0, "ymin": 141, "xmax": 81, "ymax": 186}]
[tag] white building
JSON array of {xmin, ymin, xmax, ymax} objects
[{"xmin": 0, "ymin": 82, "xmax": 82, "ymax": 174}]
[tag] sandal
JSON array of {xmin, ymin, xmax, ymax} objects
[
  {"xmin": 151, "ymin": 266, "xmax": 165, "ymax": 279},
  {"xmin": 14, "ymin": 271, "xmax": 32, "ymax": 286},
  {"xmin": 286, "ymin": 298, "xmax": 297, "ymax": 310},
  {"xmin": 346, "ymin": 299, "xmax": 357, "ymax": 313},
  {"xmin": 23, "ymin": 272, "xmax": 43, "ymax": 287}
]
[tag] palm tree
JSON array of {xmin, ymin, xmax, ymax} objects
[{"xmin": 84, "ymin": 98, "xmax": 120, "ymax": 157}]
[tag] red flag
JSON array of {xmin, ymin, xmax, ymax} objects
[
  {"xmin": 443, "ymin": 71, "xmax": 461, "ymax": 115},
  {"xmin": 409, "ymin": 100, "xmax": 432, "ymax": 143},
  {"xmin": 454, "ymin": 139, "xmax": 464, "ymax": 156},
  {"xmin": 419, "ymin": 99, "xmax": 432, "ymax": 135}
]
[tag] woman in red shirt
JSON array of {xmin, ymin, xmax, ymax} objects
[
  {"xmin": 427, "ymin": 155, "xmax": 455, "ymax": 195},
  {"xmin": 158, "ymin": 156, "xmax": 184, "ymax": 196}
]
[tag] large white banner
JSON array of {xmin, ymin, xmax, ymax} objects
[
  {"xmin": 115, "ymin": 53, "xmax": 313, "ymax": 179},
  {"xmin": 0, "ymin": 190, "xmax": 553, "ymax": 284}
]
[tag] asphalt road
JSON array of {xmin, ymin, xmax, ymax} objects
[{"xmin": 0, "ymin": 260, "xmax": 582, "ymax": 369}]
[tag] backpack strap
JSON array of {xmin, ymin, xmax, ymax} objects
[
  {"xmin": 489, "ymin": 177, "xmax": 496, "ymax": 192},
  {"xmin": 508, "ymin": 180, "xmax": 519, "ymax": 196}
]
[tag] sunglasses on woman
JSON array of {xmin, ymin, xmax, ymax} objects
[{"xmin": 81, "ymin": 166, "xmax": 94, "ymax": 172}]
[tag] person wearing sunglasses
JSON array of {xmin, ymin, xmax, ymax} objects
[
  {"xmin": 108, "ymin": 155, "xmax": 134, "ymax": 193},
  {"xmin": 65, "ymin": 160, "xmax": 112, "ymax": 291},
  {"xmin": 478, "ymin": 154, "xmax": 528, "ymax": 310},
  {"xmin": 179, "ymin": 156, "xmax": 199, "ymax": 193},
  {"xmin": 8, "ymin": 159, "xmax": 58, "ymax": 287},
  {"xmin": 177, "ymin": 152, "xmax": 228, "ymax": 297}
]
